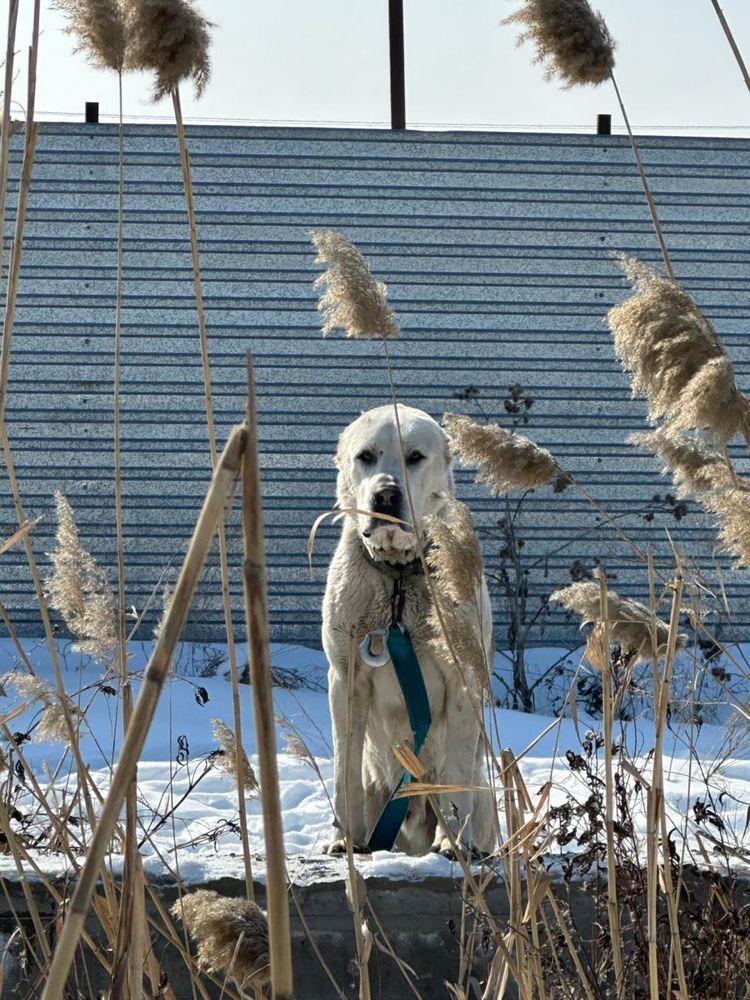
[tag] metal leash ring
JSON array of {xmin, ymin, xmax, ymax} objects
[{"xmin": 358, "ymin": 628, "xmax": 392, "ymax": 668}]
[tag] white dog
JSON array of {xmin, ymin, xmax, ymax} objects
[{"xmin": 323, "ymin": 404, "xmax": 495, "ymax": 857}]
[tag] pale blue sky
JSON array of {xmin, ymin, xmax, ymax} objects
[{"xmin": 8, "ymin": 0, "xmax": 750, "ymax": 134}]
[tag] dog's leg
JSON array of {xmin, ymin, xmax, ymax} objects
[
  {"xmin": 429, "ymin": 711, "xmax": 487, "ymax": 859},
  {"xmin": 325, "ymin": 662, "xmax": 371, "ymax": 855}
]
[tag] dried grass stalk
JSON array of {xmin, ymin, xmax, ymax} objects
[
  {"xmin": 0, "ymin": 673, "xmax": 82, "ymax": 744},
  {"xmin": 443, "ymin": 413, "xmax": 557, "ymax": 496},
  {"xmin": 211, "ymin": 718, "xmax": 259, "ymax": 794},
  {"xmin": 311, "ymin": 229, "xmax": 399, "ymax": 339},
  {"xmin": 46, "ymin": 492, "xmax": 117, "ymax": 665},
  {"xmin": 53, "ymin": 0, "xmax": 126, "ymax": 71},
  {"xmin": 426, "ymin": 497, "xmax": 483, "ymax": 605},
  {"xmin": 550, "ymin": 580, "xmax": 682, "ymax": 663},
  {"xmin": 609, "ymin": 255, "xmax": 750, "ymax": 443},
  {"xmin": 629, "ymin": 427, "xmax": 735, "ymax": 497},
  {"xmin": 172, "ymin": 890, "xmax": 270, "ymax": 990},
  {"xmin": 504, "ymin": 0, "xmax": 615, "ymax": 87},
  {"xmin": 124, "ymin": 0, "xmax": 211, "ymax": 99}
]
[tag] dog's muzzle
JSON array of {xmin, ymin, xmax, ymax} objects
[
  {"xmin": 361, "ymin": 482, "xmax": 417, "ymax": 562},
  {"xmin": 362, "ymin": 482, "xmax": 403, "ymax": 536}
]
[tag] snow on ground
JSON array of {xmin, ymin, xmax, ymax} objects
[{"xmin": 1, "ymin": 638, "xmax": 749, "ymax": 885}]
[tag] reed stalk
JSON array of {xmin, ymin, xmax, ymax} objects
[
  {"xmin": 512, "ymin": 759, "xmax": 545, "ymax": 998},
  {"xmin": 609, "ymin": 73, "xmax": 674, "ymax": 281},
  {"xmin": 40, "ymin": 423, "xmax": 246, "ymax": 1000},
  {"xmin": 649, "ymin": 570, "xmax": 688, "ymax": 999},
  {"xmin": 0, "ymin": 0, "xmax": 18, "ymax": 278},
  {"xmin": 645, "ymin": 550, "xmax": 660, "ymax": 1000},
  {"xmin": 708, "ymin": 0, "xmax": 750, "ymax": 93},
  {"xmin": 0, "ymin": 428, "xmax": 99, "ymax": 833},
  {"xmin": 0, "ymin": 86, "xmax": 38, "ymax": 430},
  {"xmin": 500, "ymin": 748, "xmax": 527, "ymax": 995},
  {"xmin": 344, "ymin": 634, "xmax": 372, "ymax": 1000},
  {"xmin": 107, "ymin": 62, "xmax": 143, "ymax": 1000},
  {"xmin": 0, "ymin": 599, "xmax": 35, "ymax": 673},
  {"xmin": 0, "ymin": 0, "xmax": 39, "ymax": 426},
  {"xmin": 170, "ymin": 84, "xmax": 254, "ymax": 900},
  {"xmin": 241, "ymin": 356, "xmax": 293, "ymax": 999},
  {"xmin": 0, "ymin": 0, "xmax": 102, "ymax": 851},
  {"xmin": 0, "ymin": 798, "xmax": 50, "ymax": 962},
  {"xmin": 598, "ymin": 569, "xmax": 625, "ymax": 999}
]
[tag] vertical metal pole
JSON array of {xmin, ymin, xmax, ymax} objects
[{"xmin": 389, "ymin": 0, "xmax": 405, "ymax": 130}]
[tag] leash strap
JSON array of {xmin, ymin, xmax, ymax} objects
[{"xmin": 367, "ymin": 622, "xmax": 432, "ymax": 852}]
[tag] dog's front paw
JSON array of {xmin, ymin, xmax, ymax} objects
[
  {"xmin": 431, "ymin": 837, "xmax": 484, "ymax": 862},
  {"xmin": 325, "ymin": 838, "xmax": 371, "ymax": 856}
]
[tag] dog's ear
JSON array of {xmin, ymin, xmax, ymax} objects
[
  {"xmin": 441, "ymin": 430, "xmax": 456, "ymax": 497},
  {"xmin": 336, "ymin": 469, "xmax": 355, "ymax": 508},
  {"xmin": 335, "ymin": 429, "xmax": 356, "ymax": 508}
]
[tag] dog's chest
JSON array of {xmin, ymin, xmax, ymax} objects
[{"xmin": 362, "ymin": 626, "xmax": 446, "ymax": 734}]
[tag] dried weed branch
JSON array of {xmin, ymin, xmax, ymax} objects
[
  {"xmin": 443, "ymin": 412, "xmax": 557, "ymax": 496},
  {"xmin": 311, "ymin": 229, "xmax": 400, "ymax": 339},
  {"xmin": 504, "ymin": 0, "xmax": 615, "ymax": 87},
  {"xmin": 46, "ymin": 492, "xmax": 117, "ymax": 665},
  {"xmin": 172, "ymin": 890, "xmax": 270, "ymax": 991}
]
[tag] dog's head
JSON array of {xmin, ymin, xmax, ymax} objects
[{"xmin": 335, "ymin": 404, "xmax": 453, "ymax": 565}]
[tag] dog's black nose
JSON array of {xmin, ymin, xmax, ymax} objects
[{"xmin": 372, "ymin": 484, "xmax": 402, "ymax": 515}]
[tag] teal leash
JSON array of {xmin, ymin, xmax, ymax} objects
[{"xmin": 368, "ymin": 578, "xmax": 432, "ymax": 852}]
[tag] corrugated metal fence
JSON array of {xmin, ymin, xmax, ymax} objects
[{"xmin": 2, "ymin": 124, "xmax": 749, "ymax": 649}]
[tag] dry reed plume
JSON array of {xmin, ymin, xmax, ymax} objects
[
  {"xmin": 46, "ymin": 492, "xmax": 117, "ymax": 665},
  {"xmin": 504, "ymin": 0, "xmax": 615, "ymax": 87},
  {"xmin": 629, "ymin": 428, "xmax": 735, "ymax": 497},
  {"xmin": 152, "ymin": 583, "xmax": 174, "ymax": 642},
  {"xmin": 211, "ymin": 718, "xmax": 259, "ymax": 794},
  {"xmin": 53, "ymin": 0, "xmax": 126, "ymax": 71},
  {"xmin": 124, "ymin": 0, "xmax": 211, "ymax": 99},
  {"xmin": 0, "ymin": 674, "xmax": 83, "ymax": 744},
  {"xmin": 426, "ymin": 497, "xmax": 483, "ymax": 605},
  {"xmin": 632, "ymin": 428, "xmax": 750, "ymax": 569},
  {"xmin": 172, "ymin": 890, "xmax": 270, "ymax": 990},
  {"xmin": 443, "ymin": 412, "xmax": 557, "ymax": 496},
  {"xmin": 425, "ymin": 600, "xmax": 489, "ymax": 697},
  {"xmin": 311, "ymin": 229, "xmax": 400, "ymax": 339},
  {"xmin": 550, "ymin": 580, "xmax": 682, "ymax": 665},
  {"xmin": 702, "ymin": 487, "xmax": 750, "ymax": 569},
  {"xmin": 283, "ymin": 731, "xmax": 316, "ymax": 769},
  {"xmin": 609, "ymin": 255, "xmax": 750, "ymax": 444}
]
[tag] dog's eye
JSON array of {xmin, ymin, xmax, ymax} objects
[
  {"xmin": 356, "ymin": 449, "xmax": 376, "ymax": 465},
  {"xmin": 405, "ymin": 450, "xmax": 425, "ymax": 466}
]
